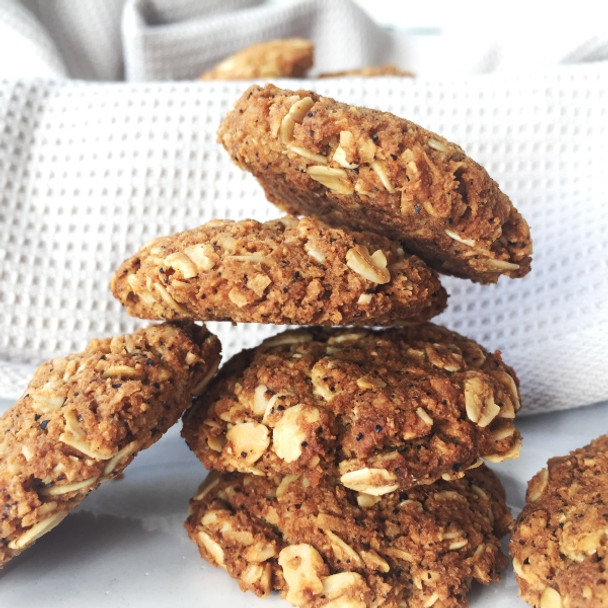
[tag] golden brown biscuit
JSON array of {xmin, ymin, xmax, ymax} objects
[
  {"xmin": 0, "ymin": 321, "xmax": 221, "ymax": 568},
  {"xmin": 185, "ymin": 466, "xmax": 512, "ymax": 607},
  {"xmin": 320, "ymin": 64, "xmax": 414, "ymax": 78},
  {"xmin": 510, "ymin": 434, "xmax": 608, "ymax": 608},
  {"xmin": 110, "ymin": 215, "xmax": 447, "ymax": 326},
  {"xmin": 182, "ymin": 324, "xmax": 522, "ymax": 494},
  {"xmin": 200, "ymin": 38, "xmax": 313, "ymax": 80},
  {"xmin": 218, "ymin": 83, "xmax": 532, "ymax": 283}
]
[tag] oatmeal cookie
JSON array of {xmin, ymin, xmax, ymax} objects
[
  {"xmin": 182, "ymin": 324, "xmax": 521, "ymax": 494},
  {"xmin": 0, "ymin": 321, "xmax": 221, "ymax": 568},
  {"xmin": 110, "ymin": 215, "xmax": 447, "ymax": 326},
  {"xmin": 320, "ymin": 64, "xmax": 414, "ymax": 78},
  {"xmin": 217, "ymin": 83, "xmax": 532, "ymax": 283},
  {"xmin": 510, "ymin": 434, "xmax": 608, "ymax": 608},
  {"xmin": 185, "ymin": 466, "xmax": 512, "ymax": 608},
  {"xmin": 200, "ymin": 38, "xmax": 313, "ymax": 80}
]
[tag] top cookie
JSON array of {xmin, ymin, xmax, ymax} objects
[
  {"xmin": 510, "ymin": 434, "xmax": 608, "ymax": 608},
  {"xmin": 218, "ymin": 83, "xmax": 532, "ymax": 283},
  {"xmin": 200, "ymin": 38, "xmax": 313, "ymax": 80},
  {"xmin": 320, "ymin": 64, "xmax": 414, "ymax": 78}
]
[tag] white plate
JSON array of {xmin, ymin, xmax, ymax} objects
[{"xmin": 1, "ymin": 398, "xmax": 607, "ymax": 607}]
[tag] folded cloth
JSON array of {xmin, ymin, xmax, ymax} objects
[
  {"xmin": 0, "ymin": 1, "xmax": 607, "ymax": 416},
  {"xmin": 1, "ymin": 0, "xmax": 607, "ymax": 81},
  {"xmin": 0, "ymin": 0, "xmax": 390, "ymax": 81}
]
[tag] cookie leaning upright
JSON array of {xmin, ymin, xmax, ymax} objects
[
  {"xmin": 217, "ymin": 83, "xmax": 532, "ymax": 283},
  {"xmin": 0, "ymin": 321, "xmax": 221, "ymax": 568},
  {"xmin": 510, "ymin": 434, "xmax": 608, "ymax": 608}
]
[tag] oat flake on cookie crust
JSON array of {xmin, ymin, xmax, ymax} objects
[{"xmin": 182, "ymin": 323, "xmax": 522, "ymax": 494}]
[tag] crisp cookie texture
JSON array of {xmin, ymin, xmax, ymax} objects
[
  {"xmin": 110, "ymin": 215, "xmax": 447, "ymax": 326},
  {"xmin": 510, "ymin": 434, "xmax": 608, "ymax": 608},
  {"xmin": 218, "ymin": 83, "xmax": 532, "ymax": 283},
  {"xmin": 200, "ymin": 38, "xmax": 313, "ymax": 80},
  {"xmin": 185, "ymin": 467, "xmax": 512, "ymax": 608},
  {"xmin": 0, "ymin": 322, "xmax": 221, "ymax": 568},
  {"xmin": 182, "ymin": 324, "xmax": 522, "ymax": 494}
]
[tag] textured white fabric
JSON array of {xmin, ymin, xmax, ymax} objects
[
  {"xmin": 0, "ymin": 0, "xmax": 69, "ymax": 78},
  {"xmin": 26, "ymin": 0, "xmax": 126, "ymax": 80},
  {"xmin": 0, "ymin": 1, "xmax": 607, "ymax": 418},
  {"xmin": 2, "ymin": 0, "xmax": 607, "ymax": 81},
  {"xmin": 1, "ymin": 68, "xmax": 607, "ymax": 414}
]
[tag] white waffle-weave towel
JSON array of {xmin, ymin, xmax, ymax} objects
[{"xmin": 0, "ymin": 0, "xmax": 607, "ymax": 416}]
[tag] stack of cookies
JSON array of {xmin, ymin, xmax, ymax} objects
[{"xmin": 109, "ymin": 83, "xmax": 533, "ymax": 607}]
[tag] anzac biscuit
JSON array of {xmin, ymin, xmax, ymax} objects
[
  {"xmin": 110, "ymin": 215, "xmax": 447, "ymax": 326},
  {"xmin": 182, "ymin": 324, "xmax": 521, "ymax": 494},
  {"xmin": 200, "ymin": 38, "xmax": 313, "ymax": 80},
  {"xmin": 0, "ymin": 321, "xmax": 221, "ymax": 568},
  {"xmin": 320, "ymin": 64, "xmax": 414, "ymax": 78},
  {"xmin": 510, "ymin": 434, "xmax": 608, "ymax": 608},
  {"xmin": 217, "ymin": 83, "xmax": 532, "ymax": 283},
  {"xmin": 185, "ymin": 466, "xmax": 512, "ymax": 608}
]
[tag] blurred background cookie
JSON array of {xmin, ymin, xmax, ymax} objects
[
  {"xmin": 319, "ymin": 64, "xmax": 414, "ymax": 77},
  {"xmin": 199, "ymin": 38, "xmax": 313, "ymax": 80}
]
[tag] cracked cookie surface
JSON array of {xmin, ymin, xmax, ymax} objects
[
  {"xmin": 218, "ymin": 83, "xmax": 532, "ymax": 283},
  {"xmin": 185, "ymin": 466, "xmax": 512, "ymax": 608},
  {"xmin": 510, "ymin": 434, "xmax": 608, "ymax": 608},
  {"xmin": 0, "ymin": 321, "xmax": 221, "ymax": 568},
  {"xmin": 182, "ymin": 324, "xmax": 522, "ymax": 494},
  {"xmin": 111, "ymin": 215, "xmax": 447, "ymax": 326}
]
